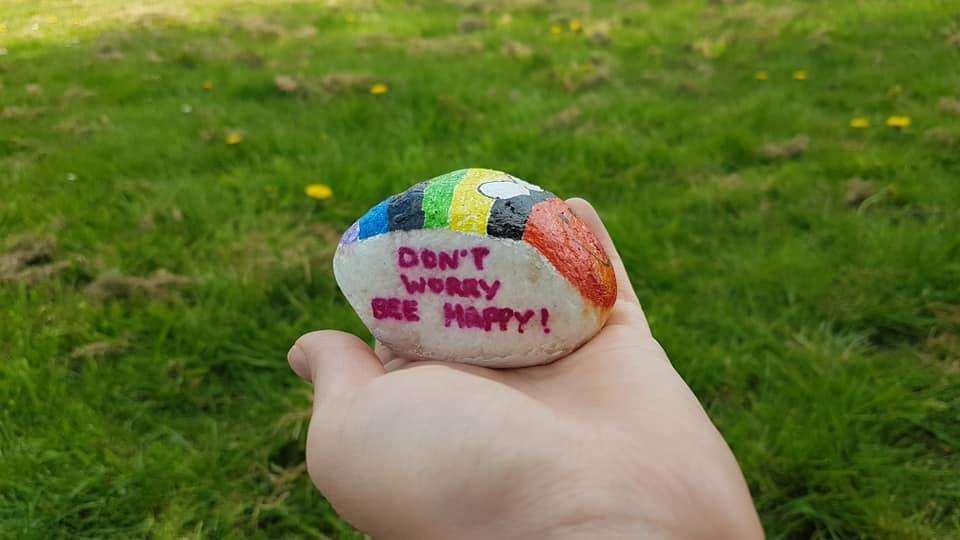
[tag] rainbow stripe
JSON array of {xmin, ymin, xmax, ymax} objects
[
  {"xmin": 352, "ymin": 168, "xmax": 554, "ymax": 242},
  {"xmin": 342, "ymin": 168, "xmax": 616, "ymax": 309}
]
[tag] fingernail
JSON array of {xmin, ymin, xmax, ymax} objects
[{"xmin": 287, "ymin": 344, "xmax": 306, "ymax": 371}]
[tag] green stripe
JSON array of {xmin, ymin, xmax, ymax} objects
[{"xmin": 421, "ymin": 169, "xmax": 467, "ymax": 228}]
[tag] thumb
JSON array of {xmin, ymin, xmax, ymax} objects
[
  {"xmin": 565, "ymin": 197, "xmax": 639, "ymax": 305},
  {"xmin": 288, "ymin": 330, "xmax": 385, "ymax": 403},
  {"xmin": 565, "ymin": 197, "xmax": 652, "ymax": 335}
]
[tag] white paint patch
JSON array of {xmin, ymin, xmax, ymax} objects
[
  {"xmin": 510, "ymin": 176, "xmax": 544, "ymax": 193},
  {"xmin": 478, "ymin": 180, "xmax": 530, "ymax": 200}
]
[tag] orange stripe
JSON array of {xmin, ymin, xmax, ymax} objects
[{"xmin": 522, "ymin": 199, "xmax": 617, "ymax": 309}]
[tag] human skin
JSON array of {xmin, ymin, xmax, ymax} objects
[{"xmin": 288, "ymin": 198, "xmax": 764, "ymax": 539}]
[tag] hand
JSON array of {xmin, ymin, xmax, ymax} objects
[{"xmin": 288, "ymin": 198, "xmax": 763, "ymax": 539}]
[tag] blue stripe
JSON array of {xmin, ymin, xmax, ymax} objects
[{"xmin": 358, "ymin": 200, "xmax": 390, "ymax": 240}]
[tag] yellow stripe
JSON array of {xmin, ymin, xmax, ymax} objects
[{"xmin": 448, "ymin": 169, "xmax": 500, "ymax": 234}]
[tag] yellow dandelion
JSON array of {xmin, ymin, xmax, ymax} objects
[
  {"xmin": 569, "ymin": 20, "xmax": 583, "ymax": 33},
  {"xmin": 793, "ymin": 70, "xmax": 807, "ymax": 81},
  {"xmin": 225, "ymin": 132, "xmax": 243, "ymax": 145},
  {"xmin": 885, "ymin": 115, "xmax": 911, "ymax": 128},
  {"xmin": 550, "ymin": 24, "xmax": 563, "ymax": 35},
  {"xmin": 345, "ymin": 14, "xmax": 356, "ymax": 23},
  {"xmin": 202, "ymin": 80, "xmax": 214, "ymax": 91},
  {"xmin": 46, "ymin": 15, "xmax": 58, "ymax": 24},
  {"xmin": 305, "ymin": 184, "xmax": 333, "ymax": 200},
  {"xmin": 755, "ymin": 71, "xmax": 769, "ymax": 81},
  {"xmin": 0, "ymin": 23, "xmax": 7, "ymax": 33},
  {"xmin": 849, "ymin": 117, "xmax": 870, "ymax": 129},
  {"xmin": 370, "ymin": 83, "xmax": 388, "ymax": 95}
]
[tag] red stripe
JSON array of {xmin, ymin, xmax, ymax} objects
[{"xmin": 523, "ymin": 199, "xmax": 617, "ymax": 309}]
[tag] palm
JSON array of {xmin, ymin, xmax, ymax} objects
[{"xmin": 288, "ymin": 199, "xmax": 762, "ymax": 539}]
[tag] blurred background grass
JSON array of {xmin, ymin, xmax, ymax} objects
[{"xmin": 1, "ymin": 0, "xmax": 959, "ymax": 538}]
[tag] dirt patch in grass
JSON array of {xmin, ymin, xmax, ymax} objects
[
  {"xmin": 929, "ymin": 303, "xmax": 960, "ymax": 327},
  {"xmin": 250, "ymin": 460, "xmax": 308, "ymax": 524},
  {"xmin": 408, "ymin": 36, "xmax": 483, "ymax": 55},
  {"xmin": 274, "ymin": 74, "xmax": 300, "ymax": 94},
  {"xmin": 69, "ymin": 340, "xmax": 128, "ymax": 360},
  {"xmin": 226, "ymin": 221, "xmax": 340, "ymax": 281},
  {"xmin": 845, "ymin": 178, "xmax": 876, "ymax": 207},
  {"xmin": 925, "ymin": 127, "xmax": 959, "ymax": 147},
  {"xmin": 586, "ymin": 21, "xmax": 614, "ymax": 46},
  {"xmin": 63, "ymin": 86, "xmax": 96, "ymax": 100},
  {"xmin": 760, "ymin": 135, "xmax": 809, "ymax": 160},
  {"xmin": 560, "ymin": 57, "xmax": 613, "ymax": 93},
  {"xmin": 54, "ymin": 116, "xmax": 111, "ymax": 137},
  {"xmin": 224, "ymin": 15, "xmax": 284, "ymax": 40},
  {"xmin": 320, "ymin": 72, "xmax": 381, "ymax": 94},
  {"xmin": 355, "ymin": 34, "xmax": 483, "ymax": 56},
  {"xmin": 691, "ymin": 34, "xmax": 731, "ymax": 59},
  {"xmin": 542, "ymin": 105, "xmax": 582, "ymax": 131},
  {"xmin": 946, "ymin": 29, "xmax": 960, "ymax": 48},
  {"xmin": 234, "ymin": 50, "xmax": 264, "ymax": 69},
  {"xmin": 2, "ymin": 106, "xmax": 47, "ymax": 119},
  {"xmin": 85, "ymin": 269, "xmax": 195, "ymax": 300},
  {"xmin": 713, "ymin": 174, "xmax": 749, "ymax": 190},
  {"xmin": 845, "ymin": 178, "xmax": 903, "ymax": 213},
  {"xmin": 97, "ymin": 44, "xmax": 126, "ymax": 61},
  {"xmin": 457, "ymin": 16, "xmax": 488, "ymax": 33},
  {"xmin": 938, "ymin": 97, "xmax": 960, "ymax": 116},
  {"xmin": 923, "ymin": 303, "xmax": 960, "ymax": 373},
  {"xmin": 0, "ymin": 235, "xmax": 76, "ymax": 286},
  {"xmin": 502, "ymin": 40, "xmax": 533, "ymax": 58},
  {"xmin": 726, "ymin": 3, "xmax": 801, "ymax": 40}
]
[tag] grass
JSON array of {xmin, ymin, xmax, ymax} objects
[{"xmin": 1, "ymin": 0, "xmax": 959, "ymax": 537}]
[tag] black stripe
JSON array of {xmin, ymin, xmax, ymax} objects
[
  {"xmin": 388, "ymin": 182, "xmax": 427, "ymax": 231},
  {"xmin": 487, "ymin": 190, "xmax": 555, "ymax": 239}
]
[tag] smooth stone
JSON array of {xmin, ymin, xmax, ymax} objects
[{"xmin": 333, "ymin": 168, "xmax": 616, "ymax": 368}]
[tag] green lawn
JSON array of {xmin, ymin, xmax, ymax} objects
[{"xmin": 2, "ymin": 0, "xmax": 959, "ymax": 537}]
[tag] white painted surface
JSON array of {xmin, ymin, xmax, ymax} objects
[{"xmin": 333, "ymin": 229, "xmax": 608, "ymax": 368}]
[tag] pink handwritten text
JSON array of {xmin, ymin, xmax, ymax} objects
[
  {"xmin": 397, "ymin": 246, "xmax": 491, "ymax": 271},
  {"xmin": 443, "ymin": 302, "xmax": 550, "ymax": 334},
  {"xmin": 371, "ymin": 297, "xmax": 420, "ymax": 322},
  {"xmin": 375, "ymin": 247, "xmax": 551, "ymax": 334},
  {"xmin": 400, "ymin": 274, "xmax": 501, "ymax": 301}
]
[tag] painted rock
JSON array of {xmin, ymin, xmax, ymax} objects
[{"xmin": 333, "ymin": 168, "xmax": 617, "ymax": 368}]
